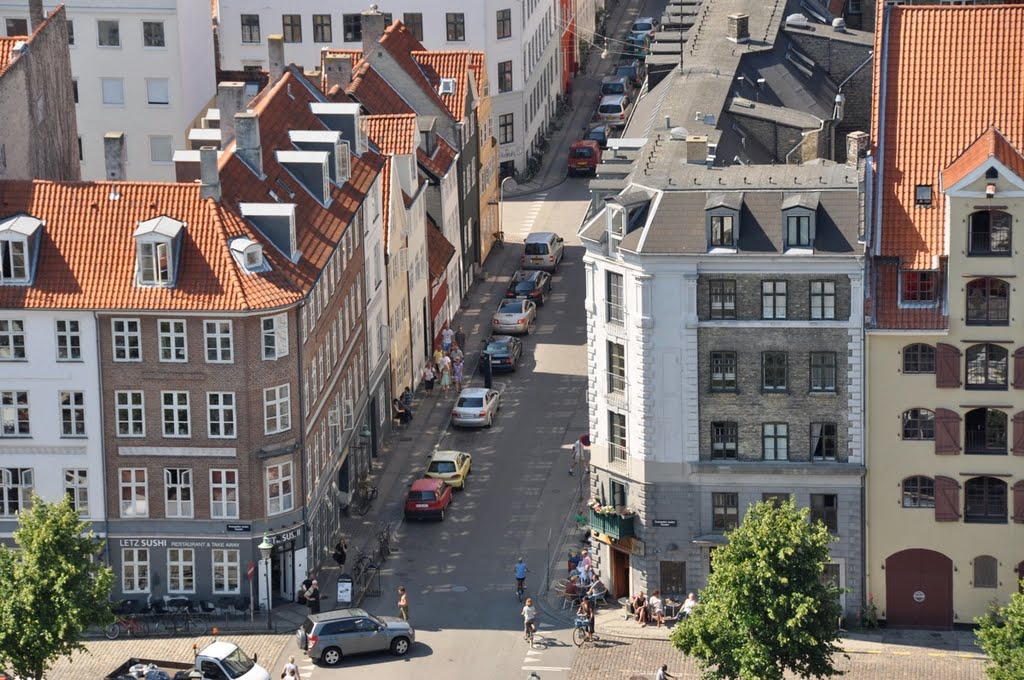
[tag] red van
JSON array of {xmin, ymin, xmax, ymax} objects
[
  {"xmin": 404, "ymin": 478, "xmax": 453, "ymax": 521},
  {"xmin": 567, "ymin": 140, "xmax": 601, "ymax": 176}
]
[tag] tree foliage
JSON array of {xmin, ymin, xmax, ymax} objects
[
  {"xmin": 976, "ymin": 585, "xmax": 1024, "ymax": 680},
  {"xmin": 0, "ymin": 494, "xmax": 114, "ymax": 680},
  {"xmin": 671, "ymin": 499, "xmax": 846, "ymax": 680}
]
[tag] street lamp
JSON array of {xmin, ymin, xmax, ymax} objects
[
  {"xmin": 499, "ymin": 176, "xmax": 517, "ymax": 243},
  {"xmin": 257, "ymin": 534, "xmax": 273, "ymax": 631}
]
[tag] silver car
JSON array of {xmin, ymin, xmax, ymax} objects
[
  {"xmin": 297, "ymin": 609, "xmax": 414, "ymax": 666},
  {"xmin": 491, "ymin": 298, "xmax": 538, "ymax": 334},
  {"xmin": 451, "ymin": 387, "xmax": 501, "ymax": 428}
]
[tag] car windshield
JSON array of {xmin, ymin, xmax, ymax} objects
[
  {"xmin": 514, "ymin": 279, "xmax": 540, "ymax": 292},
  {"xmin": 220, "ymin": 647, "xmax": 256, "ymax": 679},
  {"xmin": 485, "ymin": 340, "xmax": 510, "ymax": 352},
  {"xmin": 599, "ymin": 103, "xmax": 622, "ymax": 114},
  {"xmin": 571, "ymin": 147, "xmax": 595, "ymax": 159},
  {"xmin": 603, "ymin": 83, "xmax": 625, "ymax": 95},
  {"xmin": 524, "ymin": 243, "xmax": 549, "ymax": 255},
  {"xmin": 498, "ymin": 300, "xmax": 522, "ymax": 313},
  {"xmin": 457, "ymin": 397, "xmax": 484, "ymax": 408},
  {"xmin": 428, "ymin": 461, "xmax": 457, "ymax": 473},
  {"xmin": 408, "ymin": 490, "xmax": 437, "ymax": 501},
  {"xmin": 615, "ymin": 67, "xmax": 633, "ymax": 77},
  {"xmin": 588, "ymin": 128, "xmax": 606, "ymax": 140},
  {"xmin": 633, "ymin": 21, "xmax": 653, "ymax": 31}
]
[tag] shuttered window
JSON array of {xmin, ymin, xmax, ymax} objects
[
  {"xmin": 1013, "ymin": 412, "xmax": 1024, "ymax": 455},
  {"xmin": 934, "ymin": 476, "xmax": 960, "ymax": 521},
  {"xmin": 934, "ymin": 409, "xmax": 961, "ymax": 455},
  {"xmin": 1012, "ymin": 480, "xmax": 1024, "ymax": 524},
  {"xmin": 935, "ymin": 343, "xmax": 961, "ymax": 387},
  {"xmin": 1013, "ymin": 347, "xmax": 1024, "ymax": 388},
  {"xmin": 973, "ymin": 555, "xmax": 998, "ymax": 588}
]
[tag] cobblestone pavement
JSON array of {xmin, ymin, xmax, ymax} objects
[
  {"xmin": 46, "ymin": 633, "xmax": 289, "ymax": 679},
  {"xmin": 567, "ymin": 635, "xmax": 989, "ymax": 680}
]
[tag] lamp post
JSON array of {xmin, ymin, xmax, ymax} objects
[
  {"xmin": 257, "ymin": 534, "xmax": 273, "ymax": 631},
  {"xmin": 499, "ymin": 176, "xmax": 517, "ymax": 241}
]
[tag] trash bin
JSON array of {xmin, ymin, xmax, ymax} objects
[{"xmin": 336, "ymin": 574, "xmax": 353, "ymax": 607}]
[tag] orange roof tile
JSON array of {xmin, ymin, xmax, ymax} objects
[
  {"xmin": 364, "ymin": 114, "xmax": 418, "ymax": 155},
  {"xmin": 346, "ymin": 61, "xmax": 414, "ymax": 114},
  {"xmin": 412, "ymin": 51, "xmax": 471, "ymax": 120},
  {"xmin": 0, "ymin": 37, "xmax": 25, "ymax": 77},
  {"xmin": 872, "ymin": 5, "xmax": 1024, "ymax": 269},
  {"xmin": 426, "ymin": 216, "xmax": 456, "ymax": 280},
  {"xmin": 942, "ymin": 127, "xmax": 1024, "ymax": 189},
  {"xmin": 871, "ymin": 261, "xmax": 948, "ymax": 331},
  {"xmin": 417, "ymin": 137, "xmax": 458, "ymax": 178},
  {"xmin": 376, "ymin": 23, "xmax": 453, "ymax": 116}
]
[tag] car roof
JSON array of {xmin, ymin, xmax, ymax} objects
[
  {"xmin": 524, "ymin": 231, "xmax": 557, "ymax": 243},
  {"xmin": 633, "ymin": 16, "xmax": 655, "ymax": 23},
  {"xmin": 410, "ymin": 478, "xmax": 443, "ymax": 490},
  {"xmin": 512, "ymin": 269, "xmax": 541, "ymax": 280},
  {"xmin": 498, "ymin": 298, "xmax": 524, "ymax": 308},
  {"xmin": 430, "ymin": 449, "xmax": 469, "ymax": 462},
  {"xmin": 601, "ymin": 75, "xmax": 628, "ymax": 84},
  {"xmin": 600, "ymin": 94, "xmax": 627, "ymax": 105},
  {"xmin": 307, "ymin": 608, "xmax": 367, "ymax": 623},
  {"xmin": 459, "ymin": 387, "xmax": 489, "ymax": 397},
  {"xmin": 487, "ymin": 334, "xmax": 513, "ymax": 344}
]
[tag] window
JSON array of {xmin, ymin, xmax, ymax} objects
[
  {"xmin": 262, "ymin": 314, "xmax": 289, "ymax": 359},
  {"xmin": 142, "ymin": 21, "xmax": 165, "ymax": 47},
  {"xmin": 167, "ymin": 548, "xmax": 194, "ymax": 593},
  {"xmin": 902, "ymin": 343, "xmax": 935, "ymax": 374},
  {"xmin": 965, "ymin": 408, "xmax": 1007, "ymax": 454},
  {"xmin": 606, "ymin": 271, "xmax": 624, "ymax": 324},
  {"xmin": 901, "ymin": 409, "xmax": 935, "ymax": 440},
  {"xmin": 762, "ymin": 423, "xmax": 788, "ymax": 460},
  {"xmin": 212, "ymin": 549, "xmax": 240, "ymax": 593},
  {"xmin": 498, "ymin": 60, "xmax": 513, "ymax": 93},
  {"xmin": 72, "ymin": 79, "xmax": 78, "ymax": 104},
  {"xmin": 965, "ymin": 476, "xmax": 1007, "ymax": 524},
  {"xmin": 710, "ymin": 215, "xmax": 734, "ymax": 247},
  {"xmin": 64, "ymin": 469, "xmax": 88, "ymax": 515},
  {"xmin": 786, "ymin": 214, "xmax": 811, "ymax": 247},
  {"xmin": 313, "ymin": 14, "xmax": 332, "ymax": 42},
  {"xmin": 900, "ymin": 271, "xmax": 938, "ymax": 304},
  {"xmin": 264, "ymin": 384, "xmax": 291, "ymax": 434},
  {"xmin": 121, "ymin": 548, "xmax": 149, "ymax": 593},
  {"xmin": 54, "ymin": 319, "xmax": 82, "ymax": 361},
  {"xmin": 0, "ymin": 319, "xmax": 25, "ymax": 359},
  {"xmin": 119, "ymin": 468, "xmax": 147, "ymax": 517},
  {"xmin": 712, "ymin": 492, "xmax": 738, "ymax": 530},
  {"xmin": 761, "ymin": 280, "xmax": 786, "ymax": 319},
  {"xmin": 66, "ymin": 19, "xmax": 74, "ymax": 45},
  {"xmin": 210, "ymin": 469, "xmax": 238, "ymax": 519},
  {"xmin": 282, "ymin": 14, "xmax": 301, "ymax": 42},
  {"xmin": 762, "ymin": 492, "xmax": 790, "ymax": 507},
  {"xmin": 810, "ymin": 422, "xmax": 837, "ymax": 460},
  {"xmin": 115, "ymin": 391, "xmax": 144, "ymax": 437},
  {"xmin": 762, "ymin": 351, "xmax": 787, "ymax": 392},
  {"xmin": 608, "ymin": 341, "xmax": 626, "ymax": 396},
  {"xmin": 809, "ymin": 352, "xmax": 836, "ymax": 392},
  {"xmin": 915, "ymin": 185, "xmax": 933, "ymax": 206},
  {"xmin": 240, "ymin": 14, "xmax": 260, "ymax": 43},
  {"xmin": 705, "ymin": 279, "xmax": 737, "ymax": 320},
  {"xmin": 203, "ymin": 320, "xmax": 233, "ymax": 363},
  {"xmin": 100, "ymin": 78, "xmax": 124, "ymax": 105},
  {"xmin": 59, "ymin": 391, "xmax": 86, "ymax": 437},
  {"xmin": 0, "ymin": 468, "xmax": 32, "ymax": 516},
  {"xmin": 164, "ymin": 468, "xmax": 192, "ymax": 518},
  {"xmin": 0, "ymin": 391, "xmax": 29, "ymax": 436},
  {"xmin": 266, "ymin": 461, "xmax": 294, "ymax": 515},
  {"xmin": 608, "ymin": 411, "xmax": 627, "ymax": 461},
  {"xmin": 149, "ymin": 136, "xmax": 173, "ymax": 164},
  {"xmin": 711, "ymin": 422, "xmax": 738, "ymax": 460},
  {"xmin": 5, "ymin": 18, "xmax": 27, "ymax": 35},
  {"xmin": 966, "ymin": 277, "xmax": 1009, "ymax": 325},
  {"xmin": 403, "ymin": 13, "xmax": 423, "ymax": 41},
  {"xmin": 146, "ymin": 78, "xmax": 169, "ymax": 105},
  {"xmin": 158, "ymin": 320, "xmax": 187, "ymax": 362},
  {"xmin": 810, "ymin": 493, "xmax": 838, "ymax": 533},
  {"xmin": 966, "ymin": 343, "xmax": 1008, "ymax": 390},
  {"xmin": 497, "ymin": 9, "xmax": 512, "ymax": 38},
  {"xmin": 138, "ymin": 240, "xmax": 169, "ymax": 284},
  {"xmin": 446, "ymin": 13, "xmax": 466, "ymax": 41},
  {"xmin": 343, "ymin": 14, "xmax": 361, "ymax": 41},
  {"xmin": 810, "ymin": 280, "xmax": 836, "ymax": 319},
  {"xmin": 974, "ymin": 555, "xmax": 998, "ymax": 588},
  {"xmin": 161, "ymin": 391, "xmax": 190, "ymax": 437},
  {"xmin": 968, "ymin": 210, "xmax": 1011, "ymax": 255},
  {"xmin": 207, "ymin": 392, "xmax": 236, "ymax": 438},
  {"xmin": 97, "ymin": 19, "xmax": 120, "ymax": 47},
  {"xmin": 1, "ymin": 235, "xmax": 29, "ymax": 282},
  {"xmin": 499, "ymin": 113, "xmax": 514, "ymax": 144},
  {"xmin": 710, "ymin": 352, "xmax": 737, "ymax": 392},
  {"xmin": 902, "ymin": 476, "xmax": 935, "ymax": 508}
]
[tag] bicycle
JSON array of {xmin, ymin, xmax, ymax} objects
[
  {"xmin": 525, "ymin": 618, "xmax": 537, "ymax": 646},
  {"xmin": 104, "ymin": 614, "xmax": 149, "ymax": 639},
  {"xmin": 572, "ymin": 616, "xmax": 594, "ymax": 647},
  {"xmin": 154, "ymin": 610, "xmax": 208, "ymax": 637},
  {"xmin": 377, "ymin": 523, "xmax": 392, "ymax": 558},
  {"xmin": 353, "ymin": 481, "xmax": 378, "ymax": 517},
  {"xmin": 515, "ymin": 569, "xmax": 529, "ymax": 602},
  {"xmin": 353, "ymin": 546, "xmax": 376, "ymax": 579},
  {"xmin": 492, "ymin": 231, "xmax": 505, "ymax": 248}
]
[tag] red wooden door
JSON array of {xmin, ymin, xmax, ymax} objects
[{"xmin": 885, "ymin": 549, "xmax": 954, "ymax": 629}]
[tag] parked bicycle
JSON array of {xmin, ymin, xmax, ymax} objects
[
  {"xmin": 492, "ymin": 230, "xmax": 505, "ymax": 248},
  {"xmin": 104, "ymin": 613, "xmax": 149, "ymax": 639},
  {"xmin": 353, "ymin": 546, "xmax": 377, "ymax": 579},
  {"xmin": 377, "ymin": 523, "xmax": 392, "ymax": 558},
  {"xmin": 353, "ymin": 480, "xmax": 379, "ymax": 517},
  {"xmin": 153, "ymin": 609, "xmax": 208, "ymax": 637}
]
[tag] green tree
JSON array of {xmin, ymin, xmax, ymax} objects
[
  {"xmin": 976, "ymin": 586, "xmax": 1024, "ymax": 679},
  {"xmin": 671, "ymin": 499, "xmax": 846, "ymax": 679},
  {"xmin": 0, "ymin": 494, "xmax": 114, "ymax": 680}
]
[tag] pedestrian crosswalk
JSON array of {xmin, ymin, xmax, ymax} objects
[
  {"xmin": 512, "ymin": 193, "xmax": 547, "ymax": 239},
  {"xmin": 521, "ymin": 621, "xmax": 571, "ymax": 674}
]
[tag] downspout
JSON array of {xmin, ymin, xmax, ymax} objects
[
  {"xmin": 95, "ymin": 311, "xmax": 111, "ymax": 568},
  {"xmin": 295, "ymin": 304, "xmax": 308, "ymax": 564},
  {"xmin": 784, "ymin": 117, "xmax": 826, "ymax": 165},
  {"xmin": 872, "ymin": 10, "xmax": 891, "ymax": 258}
]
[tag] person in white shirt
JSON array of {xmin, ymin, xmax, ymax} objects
[
  {"xmin": 441, "ymin": 325, "xmax": 454, "ymax": 351},
  {"xmin": 655, "ymin": 664, "xmax": 676, "ymax": 680},
  {"xmin": 682, "ymin": 592, "xmax": 698, "ymax": 618},
  {"xmin": 281, "ymin": 655, "xmax": 301, "ymax": 679},
  {"xmin": 521, "ymin": 597, "xmax": 537, "ymax": 640},
  {"xmin": 649, "ymin": 590, "xmax": 665, "ymax": 627}
]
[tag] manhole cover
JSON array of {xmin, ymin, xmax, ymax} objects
[{"xmin": 452, "ymin": 585, "xmax": 468, "ymax": 593}]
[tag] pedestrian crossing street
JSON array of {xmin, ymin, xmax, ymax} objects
[{"xmin": 521, "ymin": 621, "xmax": 572, "ymax": 675}]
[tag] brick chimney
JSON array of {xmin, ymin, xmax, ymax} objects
[
  {"xmin": 28, "ymin": 0, "xmax": 43, "ymax": 32},
  {"xmin": 361, "ymin": 6, "xmax": 388, "ymax": 56},
  {"xmin": 686, "ymin": 135, "xmax": 708, "ymax": 165},
  {"xmin": 267, "ymin": 34, "xmax": 285, "ymax": 86},
  {"xmin": 199, "ymin": 146, "xmax": 221, "ymax": 202},
  {"xmin": 217, "ymin": 81, "xmax": 246, "ymax": 148},
  {"xmin": 846, "ymin": 131, "xmax": 869, "ymax": 167},
  {"xmin": 727, "ymin": 13, "xmax": 750, "ymax": 44},
  {"xmin": 103, "ymin": 132, "xmax": 126, "ymax": 181},
  {"xmin": 323, "ymin": 54, "xmax": 354, "ymax": 93},
  {"xmin": 234, "ymin": 111, "xmax": 263, "ymax": 176}
]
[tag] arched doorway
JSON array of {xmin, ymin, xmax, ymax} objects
[{"xmin": 885, "ymin": 549, "xmax": 953, "ymax": 629}]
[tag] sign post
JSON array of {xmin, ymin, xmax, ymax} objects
[{"xmin": 247, "ymin": 561, "xmax": 255, "ymax": 622}]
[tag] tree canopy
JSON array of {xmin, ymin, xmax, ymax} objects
[
  {"xmin": 671, "ymin": 499, "xmax": 846, "ymax": 679},
  {"xmin": 977, "ymin": 585, "xmax": 1024, "ymax": 680},
  {"xmin": 0, "ymin": 494, "xmax": 114, "ymax": 680}
]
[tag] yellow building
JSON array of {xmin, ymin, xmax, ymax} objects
[{"xmin": 866, "ymin": 4, "xmax": 1024, "ymax": 629}]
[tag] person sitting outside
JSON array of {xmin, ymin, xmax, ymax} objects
[
  {"xmin": 682, "ymin": 592, "xmax": 698, "ymax": 618},
  {"xmin": 649, "ymin": 590, "xmax": 666, "ymax": 627},
  {"xmin": 564, "ymin": 575, "xmax": 581, "ymax": 605},
  {"xmin": 632, "ymin": 591, "xmax": 649, "ymax": 626},
  {"xmin": 587, "ymin": 573, "xmax": 607, "ymax": 606},
  {"xmin": 400, "ymin": 386, "xmax": 414, "ymax": 408},
  {"xmin": 392, "ymin": 399, "xmax": 412, "ymax": 424}
]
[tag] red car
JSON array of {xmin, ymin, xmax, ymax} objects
[
  {"xmin": 568, "ymin": 140, "xmax": 601, "ymax": 176},
  {"xmin": 404, "ymin": 478, "xmax": 453, "ymax": 521}
]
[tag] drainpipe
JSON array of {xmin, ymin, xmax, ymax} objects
[
  {"xmin": 94, "ymin": 311, "xmax": 112, "ymax": 569},
  {"xmin": 295, "ymin": 304, "xmax": 308, "ymax": 566}
]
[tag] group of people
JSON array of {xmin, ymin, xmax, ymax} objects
[
  {"xmin": 630, "ymin": 590, "xmax": 698, "ymax": 628},
  {"xmin": 393, "ymin": 387, "xmax": 414, "ymax": 424},
  {"xmin": 421, "ymin": 323, "xmax": 468, "ymax": 397}
]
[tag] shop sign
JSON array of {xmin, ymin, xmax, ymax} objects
[
  {"xmin": 592, "ymin": 532, "xmax": 645, "ymax": 557},
  {"xmin": 267, "ymin": 525, "xmax": 303, "ymax": 544},
  {"xmin": 651, "ymin": 519, "xmax": 677, "ymax": 528},
  {"xmin": 169, "ymin": 539, "xmax": 241, "ymax": 549},
  {"xmin": 118, "ymin": 539, "xmax": 168, "ymax": 548},
  {"xmin": 226, "ymin": 524, "xmax": 251, "ymax": 532}
]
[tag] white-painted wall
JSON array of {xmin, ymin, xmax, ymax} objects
[
  {"xmin": 362, "ymin": 174, "xmax": 389, "ymax": 389},
  {"xmin": 438, "ymin": 162, "xmax": 463, "ymax": 323}
]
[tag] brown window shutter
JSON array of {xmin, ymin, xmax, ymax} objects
[
  {"xmin": 1014, "ymin": 348, "xmax": 1024, "ymax": 388},
  {"xmin": 935, "ymin": 343, "xmax": 962, "ymax": 388},
  {"xmin": 1013, "ymin": 412, "xmax": 1024, "ymax": 455},
  {"xmin": 934, "ymin": 476, "xmax": 961, "ymax": 522},
  {"xmin": 934, "ymin": 408, "xmax": 962, "ymax": 455},
  {"xmin": 1014, "ymin": 481, "xmax": 1024, "ymax": 523}
]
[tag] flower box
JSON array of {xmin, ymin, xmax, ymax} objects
[{"xmin": 588, "ymin": 508, "xmax": 635, "ymax": 539}]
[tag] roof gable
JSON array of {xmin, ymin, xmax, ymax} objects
[{"xmin": 941, "ymin": 127, "xmax": 1024, "ymax": 191}]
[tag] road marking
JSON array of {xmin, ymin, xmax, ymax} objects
[
  {"xmin": 892, "ymin": 651, "xmax": 912, "ymax": 656},
  {"xmin": 521, "ymin": 666, "xmax": 570, "ymax": 672}
]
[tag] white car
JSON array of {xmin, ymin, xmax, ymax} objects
[
  {"xmin": 451, "ymin": 388, "xmax": 501, "ymax": 428},
  {"xmin": 491, "ymin": 299, "xmax": 538, "ymax": 335}
]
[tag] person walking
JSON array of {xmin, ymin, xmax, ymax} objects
[
  {"xmin": 422, "ymin": 364, "xmax": 436, "ymax": 394},
  {"xmin": 454, "ymin": 324, "xmax": 467, "ymax": 353},
  {"xmin": 449, "ymin": 343, "xmax": 464, "ymax": 363},
  {"xmin": 432, "ymin": 344, "xmax": 443, "ymax": 371},
  {"xmin": 397, "ymin": 586, "xmax": 409, "ymax": 621},
  {"xmin": 569, "ymin": 436, "xmax": 584, "ymax": 475},
  {"xmin": 332, "ymin": 539, "xmax": 347, "ymax": 568},
  {"xmin": 441, "ymin": 324, "xmax": 454, "ymax": 352},
  {"xmin": 438, "ymin": 355, "xmax": 452, "ymax": 396},
  {"xmin": 655, "ymin": 664, "xmax": 676, "ymax": 680},
  {"xmin": 306, "ymin": 579, "xmax": 320, "ymax": 614},
  {"xmin": 481, "ymin": 351, "xmax": 493, "ymax": 389},
  {"xmin": 299, "ymin": 572, "xmax": 314, "ymax": 605},
  {"xmin": 453, "ymin": 357, "xmax": 465, "ymax": 391},
  {"xmin": 281, "ymin": 656, "xmax": 301, "ymax": 679}
]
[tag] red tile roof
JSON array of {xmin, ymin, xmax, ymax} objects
[
  {"xmin": 870, "ymin": 261, "xmax": 948, "ymax": 331},
  {"xmin": 426, "ymin": 215, "xmax": 456, "ymax": 280},
  {"xmin": 411, "ymin": 51, "xmax": 486, "ymax": 121},
  {"xmin": 346, "ymin": 61, "xmax": 414, "ymax": 114},
  {"xmin": 364, "ymin": 114, "xmax": 418, "ymax": 155},
  {"xmin": 0, "ymin": 37, "xmax": 25, "ymax": 78},
  {"xmin": 417, "ymin": 137, "xmax": 458, "ymax": 178},
  {"xmin": 941, "ymin": 127, "xmax": 1024, "ymax": 189},
  {"xmin": 376, "ymin": 23, "xmax": 453, "ymax": 116}
]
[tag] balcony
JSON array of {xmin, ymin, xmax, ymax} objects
[{"xmin": 589, "ymin": 508, "xmax": 636, "ymax": 539}]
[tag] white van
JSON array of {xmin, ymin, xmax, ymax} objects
[{"xmin": 521, "ymin": 232, "xmax": 565, "ymax": 272}]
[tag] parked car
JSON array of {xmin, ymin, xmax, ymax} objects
[
  {"xmin": 521, "ymin": 231, "xmax": 565, "ymax": 271},
  {"xmin": 614, "ymin": 60, "xmax": 644, "ymax": 89},
  {"xmin": 596, "ymin": 94, "xmax": 632, "ymax": 128},
  {"xmin": 296, "ymin": 609, "xmax": 414, "ymax": 667},
  {"xmin": 451, "ymin": 387, "xmax": 501, "ymax": 428},
  {"xmin": 586, "ymin": 123, "xmax": 614, "ymax": 149},
  {"xmin": 404, "ymin": 478, "xmax": 454, "ymax": 520},
  {"xmin": 506, "ymin": 269, "xmax": 552, "ymax": 304},
  {"xmin": 624, "ymin": 33, "xmax": 651, "ymax": 58},
  {"xmin": 630, "ymin": 16, "xmax": 658, "ymax": 37},
  {"xmin": 425, "ymin": 449, "xmax": 472, "ymax": 489},
  {"xmin": 491, "ymin": 298, "xmax": 538, "ymax": 335},
  {"xmin": 567, "ymin": 139, "xmax": 601, "ymax": 177},
  {"xmin": 483, "ymin": 335, "xmax": 523, "ymax": 372},
  {"xmin": 600, "ymin": 75, "xmax": 631, "ymax": 97}
]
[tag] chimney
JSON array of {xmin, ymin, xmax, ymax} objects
[
  {"xmin": 417, "ymin": 116, "xmax": 437, "ymax": 157},
  {"xmin": 103, "ymin": 132, "xmax": 127, "ymax": 181},
  {"xmin": 199, "ymin": 146, "xmax": 221, "ymax": 202},
  {"xmin": 28, "ymin": 0, "xmax": 43, "ymax": 32},
  {"xmin": 217, "ymin": 81, "xmax": 246, "ymax": 148},
  {"xmin": 267, "ymin": 34, "xmax": 285, "ymax": 86},
  {"xmin": 727, "ymin": 13, "xmax": 750, "ymax": 44},
  {"xmin": 361, "ymin": 5, "xmax": 388, "ymax": 56},
  {"xmin": 235, "ymin": 111, "xmax": 263, "ymax": 176},
  {"xmin": 846, "ymin": 131, "xmax": 868, "ymax": 167},
  {"xmin": 323, "ymin": 54, "xmax": 354, "ymax": 94},
  {"xmin": 686, "ymin": 135, "xmax": 708, "ymax": 165}
]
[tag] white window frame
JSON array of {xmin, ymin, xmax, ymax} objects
[
  {"xmin": 164, "ymin": 468, "xmax": 193, "ymax": 518},
  {"xmin": 212, "ymin": 548, "xmax": 240, "ymax": 593},
  {"xmin": 122, "ymin": 548, "xmax": 150, "ymax": 593},
  {"xmin": 119, "ymin": 467, "xmax": 147, "ymax": 517},
  {"xmin": 0, "ymin": 319, "xmax": 26, "ymax": 360},
  {"xmin": 210, "ymin": 469, "xmax": 238, "ymax": 519},
  {"xmin": 100, "ymin": 77, "xmax": 124, "ymax": 105},
  {"xmin": 59, "ymin": 390, "xmax": 86, "ymax": 437},
  {"xmin": 266, "ymin": 461, "xmax": 294, "ymax": 515},
  {"xmin": 111, "ymin": 318, "xmax": 141, "ymax": 361},
  {"xmin": 138, "ymin": 240, "xmax": 170, "ymax": 285},
  {"xmin": 203, "ymin": 320, "xmax": 234, "ymax": 363},
  {"xmin": 55, "ymin": 319, "xmax": 82, "ymax": 361},
  {"xmin": 161, "ymin": 390, "xmax": 190, "ymax": 438},
  {"xmin": 145, "ymin": 77, "xmax": 170, "ymax": 106},
  {"xmin": 142, "ymin": 19, "xmax": 165, "ymax": 48},
  {"xmin": 0, "ymin": 390, "xmax": 29, "ymax": 437},
  {"xmin": 158, "ymin": 319, "xmax": 187, "ymax": 362},
  {"xmin": 115, "ymin": 390, "xmax": 145, "ymax": 437},
  {"xmin": 0, "ymin": 468, "xmax": 33, "ymax": 516},
  {"xmin": 264, "ymin": 384, "xmax": 291, "ymax": 434},
  {"xmin": 262, "ymin": 313, "xmax": 289, "ymax": 359},
  {"xmin": 207, "ymin": 392, "xmax": 236, "ymax": 439},
  {"xmin": 64, "ymin": 468, "xmax": 89, "ymax": 515},
  {"xmin": 810, "ymin": 280, "xmax": 836, "ymax": 320},
  {"xmin": 167, "ymin": 548, "xmax": 195, "ymax": 593},
  {"xmin": 97, "ymin": 19, "xmax": 120, "ymax": 47},
  {"xmin": 0, "ymin": 238, "xmax": 29, "ymax": 283}
]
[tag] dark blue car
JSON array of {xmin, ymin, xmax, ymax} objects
[{"xmin": 484, "ymin": 335, "xmax": 523, "ymax": 372}]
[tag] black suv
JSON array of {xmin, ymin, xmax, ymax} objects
[{"xmin": 505, "ymin": 269, "xmax": 552, "ymax": 305}]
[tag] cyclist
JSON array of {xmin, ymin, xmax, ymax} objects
[
  {"xmin": 514, "ymin": 557, "xmax": 529, "ymax": 600},
  {"xmin": 522, "ymin": 597, "xmax": 537, "ymax": 642}
]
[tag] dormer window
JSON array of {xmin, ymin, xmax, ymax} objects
[
  {"xmin": 133, "ymin": 216, "xmax": 184, "ymax": 287},
  {"xmin": 781, "ymin": 192, "xmax": 819, "ymax": 251},
  {"xmin": 229, "ymin": 237, "xmax": 270, "ymax": 273},
  {"xmin": 900, "ymin": 270, "xmax": 939, "ymax": 306},
  {"xmin": 711, "ymin": 215, "xmax": 734, "ymax": 247},
  {"xmin": 786, "ymin": 215, "xmax": 811, "ymax": 246},
  {"xmin": 705, "ymin": 193, "xmax": 742, "ymax": 250},
  {"xmin": 0, "ymin": 214, "xmax": 43, "ymax": 285},
  {"xmin": 915, "ymin": 185, "xmax": 933, "ymax": 207},
  {"xmin": 439, "ymin": 78, "xmax": 456, "ymax": 95}
]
